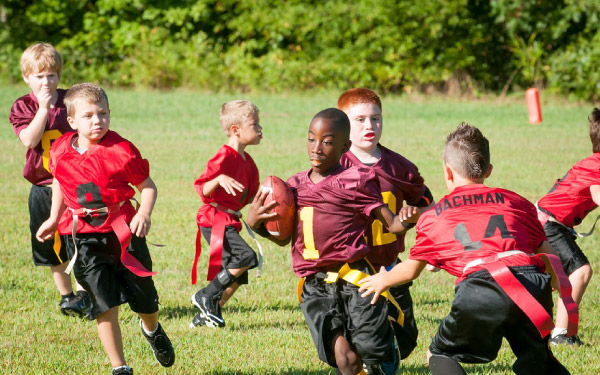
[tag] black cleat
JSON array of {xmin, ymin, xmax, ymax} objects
[
  {"xmin": 190, "ymin": 312, "xmax": 207, "ymax": 328},
  {"xmin": 550, "ymin": 334, "xmax": 584, "ymax": 346},
  {"xmin": 191, "ymin": 289, "xmax": 225, "ymax": 328},
  {"xmin": 59, "ymin": 292, "xmax": 90, "ymax": 318},
  {"xmin": 140, "ymin": 321, "xmax": 175, "ymax": 367},
  {"xmin": 112, "ymin": 366, "xmax": 133, "ymax": 375}
]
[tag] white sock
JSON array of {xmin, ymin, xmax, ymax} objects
[
  {"xmin": 141, "ymin": 321, "xmax": 159, "ymax": 336},
  {"xmin": 113, "ymin": 365, "xmax": 131, "ymax": 371},
  {"xmin": 552, "ymin": 327, "xmax": 567, "ymax": 338}
]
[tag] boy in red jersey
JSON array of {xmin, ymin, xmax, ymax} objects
[
  {"xmin": 338, "ymin": 88, "xmax": 434, "ymax": 359},
  {"xmin": 248, "ymin": 108, "xmax": 420, "ymax": 375},
  {"xmin": 190, "ymin": 100, "xmax": 264, "ymax": 328},
  {"xmin": 36, "ymin": 83, "xmax": 174, "ymax": 375},
  {"xmin": 536, "ymin": 108, "xmax": 600, "ymax": 346},
  {"xmin": 359, "ymin": 124, "xmax": 575, "ymax": 375},
  {"xmin": 9, "ymin": 42, "xmax": 90, "ymax": 317}
]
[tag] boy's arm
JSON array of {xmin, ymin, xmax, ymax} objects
[
  {"xmin": 246, "ymin": 189, "xmax": 290, "ymax": 246},
  {"xmin": 372, "ymin": 204, "xmax": 420, "ymax": 234},
  {"xmin": 358, "ymin": 259, "xmax": 427, "ymax": 304},
  {"xmin": 202, "ymin": 174, "xmax": 245, "ymax": 197},
  {"xmin": 130, "ymin": 177, "xmax": 157, "ymax": 237},
  {"xmin": 17, "ymin": 91, "xmax": 54, "ymax": 148},
  {"xmin": 36, "ymin": 178, "xmax": 66, "ymax": 241},
  {"xmin": 589, "ymin": 185, "xmax": 600, "ymax": 207}
]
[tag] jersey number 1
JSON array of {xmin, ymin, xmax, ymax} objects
[{"xmin": 371, "ymin": 191, "xmax": 397, "ymax": 246}]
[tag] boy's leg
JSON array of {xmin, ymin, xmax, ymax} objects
[
  {"xmin": 51, "ymin": 262, "xmax": 73, "ymax": 295},
  {"xmin": 97, "ymin": 306, "xmax": 127, "ymax": 368},
  {"xmin": 428, "ymin": 353, "xmax": 467, "ymax": 375},
  {"xmin": 332, "ymin": 331, "xmax": 362, "ymax": 375},
  {"xmin": 139, "ymin": 311, "xmax": 175, "ymax": 367}
]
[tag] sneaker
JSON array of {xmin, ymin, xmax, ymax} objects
[
  {"xmin": 112, "ymin": 366, "xmax": 133, "ymax": 375},
  {"xmin": 550, "ymin": 334, "xmax": 584, "ymax": 346},
  {"xmin": 59, "ymin": 293, "xmax": 88, "ymax": 318},
  {"xmin": 140, "ymin": 321, "xmax": 175, "ymax": 367},
  {"xmin": 191, "ymin": 290, "xmax": 225, "ymax": 328},
  {"xmin": 190, "ymin": 312, "xmax": 207, "ymax": 328}
]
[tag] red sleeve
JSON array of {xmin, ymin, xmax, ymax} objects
[
  {"xmin": 121, "ymin": 141, "xmax": 150, "ymax": 186},
  {"xmin": 194, "ymin": 147, "xmax": 228, "ymax": 199}
]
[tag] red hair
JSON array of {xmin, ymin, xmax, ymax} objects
[{"xmin": 337, "ymin": 88, "xmax": 382, "ymax": 112}]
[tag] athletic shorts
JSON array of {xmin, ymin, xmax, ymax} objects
[
  {"xmin": 200, "ymin": 225, "xmax": 258, "ymax": 285},
  {"xmin": 65, "ymin": 232, "xmax": 159, "ymax": 319},
  {"xmin": 430, "ymin": 266, "xmax": 568, "ymax": 375},
  {"xmin": 544, "ymin": 221, "xmax": 589, "ymax": 275},
  {"xmin": 300, "ymin": 260, "xmax": 395, "ymax": 367},
  {"xmin": 29, "ymin": 185, "xmax": 69, "ymax": 266},
  {"xmin": 388, "ymin": 282, "xmax": 418, "ymax": 359}
]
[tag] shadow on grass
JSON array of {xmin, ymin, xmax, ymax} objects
[
  {"xmin": 207, "ymin": 363, "xmax": 433, "ymax": 374},
  {"xmin": 161, "ymin": 301, "xmax": 300, "ymax": 319}
]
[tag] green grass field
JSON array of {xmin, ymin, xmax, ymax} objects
[{"xmin": 1, "ymin": 85, "xmax": 598, "ymax": 374}]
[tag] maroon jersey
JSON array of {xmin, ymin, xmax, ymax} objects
[
  {"xmin": 409, "ymin": 184, "xmax": 546, "ymax": 283},
  {"xmin": 194, "ymin": 145, "xmax": 259, "ymax": 230},
  {"xmin": 287, "ymin": 165, "xmax": 384, "ymax": 277},
  {"xmin": 9, "ymin": 89, "xmax": 73, "ymax": 185},
  {"xmin": 537, "ymin": 154, "xmax": 600, "ymax": 227},
  {"xmin": 341, "ymin": 145, "xmax": 426, "ymax": 267},
  {"xmin": 49, "ymin": 130, "xmax": 149, "ymax": 234}
]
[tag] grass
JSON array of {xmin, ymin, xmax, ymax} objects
[{"xmin": 1, "ymin": 85, "xmax": 599, "ymax": 374}]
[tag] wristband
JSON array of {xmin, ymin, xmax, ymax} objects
[
  {"xmin": 253, "ymin": 223, "xmax": 271, "ymax": 238},
  {"xmin": 401, "ymin": 222, "xmax": 416, "ymax": 229}
]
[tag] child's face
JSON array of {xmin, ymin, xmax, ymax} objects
[
  {"xmin": 67, "ymin": 99, "xmax": 110, "ymax": 147},
  {"xmin": 235, "ymin": 113, "xmax": 262, "ymax": 146},
  {"xmin": 23, "ymin": 70, "xmax": 59, "ymax": 98},
  {"xmin": 345, "ymin": 103, "xmax": 382, "ymax": 153},
  {"xmin": 307, "ymin": 117, "xmax": 350, "ymax": 176}
]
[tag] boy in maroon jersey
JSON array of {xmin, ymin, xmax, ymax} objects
[
  {"xmin": 536, "ymin": 108, "xmax": 600, "ymax": 346},
  {"xmin": 248, "ymin": 108, "xmax": 420, "ymax": 375},
  {"xmin": 359, "ymin": 124, "xmax": 575, "ymax": 375},
  {"xmin": 9, "ymin": 42, "xmax": 90, "ymax": 317},
  {"xmin": 36, "ymin": 83, "xmax": 174, "ymax": 375},
  {"xmin": 190, "ymin": 100, "xmax": 264, "ymax": 329},
  {"xmin": 338, "ymin": 88, "xmax": 434, "ymax": 359}
]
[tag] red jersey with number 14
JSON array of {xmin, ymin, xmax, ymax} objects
[
  {"xmin": 287, "ymin": 165, "xmax": 384, "ymax": 277},
  {"xmin": 9, "ymin": 89, "xmax": 73, "ymax": 185},
  {"xmin": 341, "ymin": 145, "xmax": 426, "ymax": 267},
  {"xmin": 537, "ymin": 153, "xmax": 600, "ymax": 228},
  {"xmin": 409, "ymin": 184, "xmax": 546, "ymax": 283},
  {"xmin": 49, "ymin": 130, "xmax": 150, "ymax": 234}
]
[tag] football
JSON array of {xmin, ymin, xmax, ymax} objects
[{"xmin": 261, "ymin": 175, "xmax": 296, "ymax": 240}]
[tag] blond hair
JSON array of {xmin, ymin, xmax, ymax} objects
[
  {"xmin": 20, "ymin": 43, "xmax": 63, "ymax": 78},
  {"xmin": 64, "ymin": 83, "xmax": 109, "ymax": 117},
  {"xmin": 220, "ymin": 100, "xmax": 259, "ymax": 136}
]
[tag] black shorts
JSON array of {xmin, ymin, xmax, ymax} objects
[
  {"xmin": 300, "ymin": 260, "xmax": 395, "ymax": 367},
  {"xmin": 29, "ymin": 185, "xmax": 69, "ymax": 266},
  {"xmin": 200, "ymin": 225, "xmax": 258, "ymax": 285},
  {"xmin": 65, "ymin": 232, "xmax": 159, "ymax": 319},
  {"xmin": 544, "ymin": 221, "xmax": 589, "ymax": 275},
  {"xmin": 388, "ymin": 282, "xmax": 418, "ymax": 359},
  {"xmin": 430, "ymin": 266, "xmax": 566, "ymax": 375}
]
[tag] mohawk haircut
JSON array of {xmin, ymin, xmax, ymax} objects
[
  {"xmin": 444, "ymin": 123, "xmax": 490, "ymax": 180},
  {"xmin": 337, "ymin": 88, "xmax": 382, "ymax": 112},
  {"xmin": 589, "ymin": 108, "xmax": 600, "ymax": 153},
  {"xmin": 64, "ymin": 83, "xmax": 109, "ymax": 117}
]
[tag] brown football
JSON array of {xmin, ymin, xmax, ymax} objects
[{"xmin": 261, "ymin": 175, "xmax": 296, "ymax": 240}]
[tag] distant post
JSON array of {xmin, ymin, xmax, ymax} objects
[{"xmin": 526, "ymin": 88, "xmax": 542, "ymax": 124}]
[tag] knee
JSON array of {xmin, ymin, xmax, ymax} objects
[
  {"xmin": 571, "ymin": 264, "xmax": 593, "ymax": 286},
  {"xmin": 332, "ymin": 334, "xmax": 361, "ymax": 374}
]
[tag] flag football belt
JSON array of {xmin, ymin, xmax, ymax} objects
[
  {"xmin": 322, "ymin": 261, "xmax": 405, "ymax": 327},
  {"xmin": 463, "ymin": 250, "xmax": 578, "ymax": 338},
  {"xmin": 191, "ymin": 202, "xmax": 264, "ymax": 285},
  {"xmin": 65, "ymin": 201, "xmax": 157, "ymax": 277},
  {"xmin": 536, "ymin": 202, "xmax": 600, "ymax": 238}
]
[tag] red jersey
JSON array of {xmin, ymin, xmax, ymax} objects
[
  {"xmin": 9, "ymin": 89, "xmax": 73, "ymax": 185},
  {"xmin": 340, "ymin": 145, "xmax": 426, "ymax": 267},
  {"xmin": 537, "ymin": 154, "xmax": 600, "ymax": 227},
  {"xmin": 194, "ymin": 145, "xmax": 259, "ymax": 230},
  {"xmin": 287, "ymin": 165, "xmax": 384, "ymax": 277},
  {"xmin": 409, "ymin": 184, "xmax": 546, "ymax": 283},
  {"xmin": 49, "ymin": 130, "xmax": 150, "ymax": 234}
]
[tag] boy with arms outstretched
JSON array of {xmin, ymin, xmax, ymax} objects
[
  {"xmin": 537, "ymin": 108, "xmax": 600, "ymax": 346},
  {"xmin": 9, "ymin": 42, "xmax": 90, "ymax": 317},
  {"xmin": 359, "ymin": 124, "xmax": 576, "ymax": 375},
  {"xmin": 248, "ymin": 108, "xmax": 420, "ymax": 375},
  {"xmin": 338, "ymin": 88, "xmax": 434, "ymax": 358},
  {"xmin": 190, "ymin": 100, "xmax": 263, "ymax": 328},
  {"xmin": 37, "ymin": 83, "xmax": 175, "ymax": 375}
]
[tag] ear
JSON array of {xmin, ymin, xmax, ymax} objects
[
  {"xmin": 342, "ymin": 139, "xmax": 351, "ymax": 153},
  {"xmin": 485, "ymin": 164, "xmax": 493, "ymax": 178},
  {"xmin": 230, "ymin": 124, "xmax": 240, "ymax": 137},
  {"xmin": 22, "ymin": 74, "xmax": 30, "ymax": 85},
  {"xmin": 443, "ymin": 162, "xmax": 454, "ymax": 182},
  {"xmin": 67, "ymin": 116, "xmax": 77, "ymax": 130}
]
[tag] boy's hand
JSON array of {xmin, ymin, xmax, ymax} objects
[
  {"xmin": 247, "ymin": 188, "xmax": 278, "ymax": 229},
  {"xmin": 399, "ymin": 205, "xmax": 420, "ymax": 223},
  {"xmin": 218, "ymin": 174, "xmax": 245, "ymax": 196},
  {"xmin": 130, "ymin": 211, "xmax": 151, "ymax": 237},
  {"xmin": 36, "ymin": 87, "xmax": 53, "ymax": 109},
  {"xmin": 36, "ymin": 219, "xmax": 58, "ymax": 242},
  {"xmin": 358, "ymin": 266, "xmax": 389, "ymax": 305}
]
